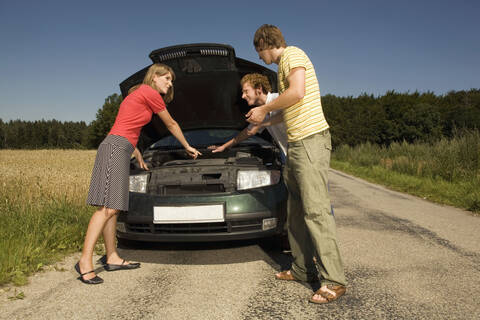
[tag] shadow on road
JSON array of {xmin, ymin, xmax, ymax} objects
[
  {"xmin": 116, "ymin": 238, "xmax": 319, "ymax": 291},
  {"xmin": 116, "ymin": 237, "xmax": 290, "ymax": 266}
]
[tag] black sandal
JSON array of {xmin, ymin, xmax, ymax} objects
[
  {"xmin": 74, "ymin": 262, "xmax": 104, "ymax": 284},
  {"xmin": 104, "ymin": 259, "xmax": 141, "ymax": 271},
  {"xmin": 97, "ymin": 255, "xmax": 107, "ymax": 266}
]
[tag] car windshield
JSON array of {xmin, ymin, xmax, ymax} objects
[{"xmin": 149, "ymin": 129, "xmax": 271, "ymax": 150}]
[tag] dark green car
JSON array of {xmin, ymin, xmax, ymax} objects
[{"xmin": 116, "ymin": 44, "xmax": 287, "ymax": 244}]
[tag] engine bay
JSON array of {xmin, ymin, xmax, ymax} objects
[{"xmin": 130, "ymin": 146, "xmax": 282, "ymax": 195}]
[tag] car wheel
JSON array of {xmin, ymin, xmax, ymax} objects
[
  {"xmin": 262, "ymin": 233, "xmax": 290, "ymax": 252},
  {"xmin": 277, "ymin": 233, "xmax": 290, "ymax": 252}
]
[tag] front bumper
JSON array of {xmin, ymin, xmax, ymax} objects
[{"xmin": 117, "ymin": 185, "xmax": 286, "ymax": 242}]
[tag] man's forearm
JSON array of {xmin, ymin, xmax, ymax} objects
[
  {"xmin": 264, "ymin": 67, "xmax": 305, "ymax": 113},
  {"xmin": 221, "ymin": 127, "xmax": 254, "ymax": 149},
  {"xmin": 264, "ymin": 88, "xmax": 303, "ymax": 113},
  {"xmin": 220, "ymin": 138, "xmax": 235, "ymax": 149},
  {"xmin": 230, "ymin": 128, "xmax": 252, "ymax": 146}
]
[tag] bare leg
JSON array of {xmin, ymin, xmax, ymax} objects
[
  {"xmin": 78, "ymin": 207, "xmax": 118, "ymax": 280},
  {"xmin": 102, "ymin": 213, "xmax": 131, "ymax": 265}
]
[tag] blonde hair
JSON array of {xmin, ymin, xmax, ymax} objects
[
  {"xmin": 143, "ymin": 63, "xmax": 175, "ymax": 103},
  {"xmin": 253, "ymin": 24, "xmax": 287, "ymax": 51},
  {"xmin": 127, "ymin": 84, "xmax": 141, "ymax": 95},
  {"xmin": 241, "ymin": 73, "xmax": 271, "ymax": 94}
]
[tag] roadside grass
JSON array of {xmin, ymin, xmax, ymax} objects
[
  {"xmin": 0, "ymin": 150, "xmax": 97, "ymax": 286},
  {"xmin": 331, "ymin": 130, "xmax": 480, "ymax": 213}
]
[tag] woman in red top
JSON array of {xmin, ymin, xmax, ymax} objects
[{"xmin": 75, "ymin": 64, "xmax": 201, "ymax": 284}]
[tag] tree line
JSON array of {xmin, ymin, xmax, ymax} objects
[
  {"xmin": 323, "ymin": 89, "xmax": 480, "ymax": 147},
  {"xmin": 1, "ymin": 90, "xmax": 479, "ymax": 150},
  {"xmin": 0, "ymin": 119, "xmax": 88, "ymax": 149},
  {"xmin": 0, "ymin": 94, "xmax": 123, "ymax": 149}
]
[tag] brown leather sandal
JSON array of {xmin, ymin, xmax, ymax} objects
[
  {"xmin": 275, "ymin": 270, "xmax": 298, "ymax": 281},
  {"xmin": 309, "ymin": 284, "xmax": 346, "ymax": 304},
  {"xmin": 275, "ymin": 270, "xmax": 318, "ymax": 282}
]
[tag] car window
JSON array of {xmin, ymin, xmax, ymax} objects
[{"xmin": 149, "ymin": 129, "xmax": 271, "ymax": 149}]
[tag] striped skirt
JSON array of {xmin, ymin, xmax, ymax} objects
[{"xmin": 87, "ymin": 135, "xmax": 135, "ymax": 211}]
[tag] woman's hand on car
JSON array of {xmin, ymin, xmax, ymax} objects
[
  {"xmin": 138, "ymin": 160, "xmax": 149, "ymax": 171},
  {"xmin": 185, "ymin": 146, "xmax": 202, "ymax": 159},
  {"xmin": 133, "ymin": 147, "xmax": 150, "ymax": 171}
]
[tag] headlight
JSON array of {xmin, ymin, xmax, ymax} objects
[
  {"xmin": 129, "ymin": 174, "xmax": 148, "ymax": 193},
  {"xmin": 237, "ymin": 170, "xmax": 281, "ymax": 190}
]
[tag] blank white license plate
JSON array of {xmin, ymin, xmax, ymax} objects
[{"xmin": 153, "ymin": 204, "xmax": 225, "ymax": 224}]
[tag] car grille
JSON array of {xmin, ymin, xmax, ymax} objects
[
  {"xmin": 160, "ymin": 184, "xmax": 225, "ymax": 195},
  {"xmin": 126, "ymin": 218, "xmax": 263, "ymax": 234}
]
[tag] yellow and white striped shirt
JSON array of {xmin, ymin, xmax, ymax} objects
[{"xmin": 278, "ymin": 46, "xmax": 329, "ymax": 142}]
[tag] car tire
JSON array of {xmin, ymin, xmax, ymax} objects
[
  {"xmin": 277, "ymin": 233, "xmax": 290, "ymax": 252},
  {"xmin": 262, "ymin": 233, "xmax": 290, "ymax": 252}
]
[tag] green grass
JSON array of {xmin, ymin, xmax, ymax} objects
[
  {"xmin": 0, "ymin": 201, "xmax": 93, "ymax": 286},
  {"xmin": 331, "ymin": 130, "xmax": 480, "ymax": 213}
]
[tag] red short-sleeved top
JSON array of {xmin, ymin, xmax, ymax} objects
[{"xmin": 109, "ymin": 84, "xmax": 166, "ymax": 147}]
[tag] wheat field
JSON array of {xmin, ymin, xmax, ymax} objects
[
  {"xmin": 0, "ymin": 150, "xmax": 97, "ymax": 286},
  {"xmin": 1, "ymin": 150, "xmax": 96, "ymax": 206}
]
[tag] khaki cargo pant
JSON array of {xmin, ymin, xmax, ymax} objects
[{"xmin": 283, "ymin": 130, "xmax": 347, "ymax": 287}]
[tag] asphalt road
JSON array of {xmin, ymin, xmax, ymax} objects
[{"xmin": 1, "ymin": 169, "xmax": 479, "ymax": 319}]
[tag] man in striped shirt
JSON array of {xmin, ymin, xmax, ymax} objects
[{"xmin": 246, "ymin": 24, "xmax": 347, "ymax": 304}]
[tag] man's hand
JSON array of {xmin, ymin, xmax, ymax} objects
[
  {"xmin": 185, "ymin": 146, "xmax": 202, "ymax": 159},
  {"xmin": 207, "ymin": 145, "xmax": 227, "ymax": 153},
  {"xmin": 212, "ymin": 146, "xmax": 226, "ymax": 153},
  {"xmin": 246, "ymin": 106, "xmax": 268, "ymax": 125}
]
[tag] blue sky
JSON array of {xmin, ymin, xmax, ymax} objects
[{"xmin": 0, "ymin": 0, "xmax": 478, "ymax": 123}]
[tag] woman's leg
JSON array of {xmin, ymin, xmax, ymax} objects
[
  {"xmin": 78, "ymin": 207, "xmax": 118, "ymax": 280},
  {"xmin": 102, "ymin": 213, "xmax": 137, "ymax": 265},
  {"xmin": 102, "ymin": 212, "xmax": 128, "ymax": 264},
  {"xmin": 103, "ymin": 212, "xmax": 118, "ymax": 261}
]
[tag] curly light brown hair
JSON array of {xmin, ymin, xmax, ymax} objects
[
  {"xmin": 142, "ymin": 63, "xmax": 176, "ymax": 103},
  {"xmin": 253, "ymin": 24, "xmax": 287, "ymax": 51},
  {"xmin": 240, "ymin": 73, "xmax": 272, "ymax": 94}
]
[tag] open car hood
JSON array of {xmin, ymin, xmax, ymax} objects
[{"xmin": 119, "ymin": 43, "xmax": 277, "ymax": 151}]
